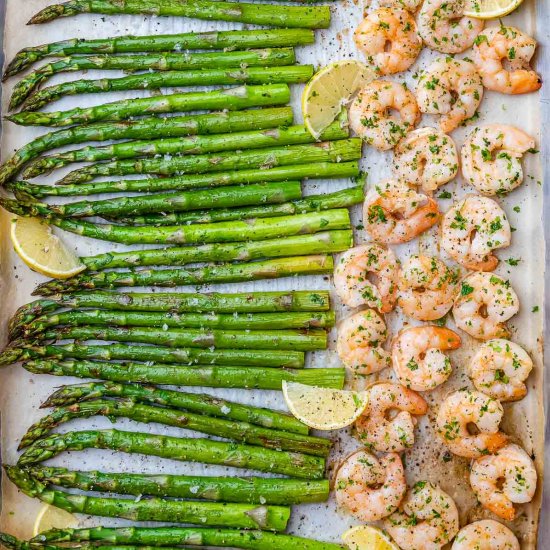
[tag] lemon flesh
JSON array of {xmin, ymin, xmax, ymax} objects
[
  {"xmin": 342, "ymin": 525, "xmax": 400, "ymax": 550},
  {"xmin": 464, "ymin": 0, "xmax": 523, "ymax": 18},
  {"xmin": 33, "ymin": 504, "xmax": 79, "ymax": 537}
]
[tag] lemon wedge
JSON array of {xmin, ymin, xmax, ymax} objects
[
  {"xmin": 10, "ymin": 216, "xmax": 85, "ymax": 279},
  {"xmin": 302, "ymin": 60, "xmax": 376, "ymax": 139},
  {"xmin": 282, "ymin": 381, "xmax": 368, "ymax": 430},
  {"xmin": 464, "ymin": 0, "xmax": 523, "ymax": 19},
  {"xmin": 33, "ymin": 504, "xmax": 79, "ymax": 537},
  {"xmin": 342, "ymin": 525, "xmax": 400, "ymax": 550}
]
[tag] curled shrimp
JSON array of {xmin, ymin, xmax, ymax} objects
[
  {"xmin": 380, "ymin": 0, "xmax": 422, "ymax": 11},
  {"xmin": 436, "ymin": 389, "xmax": 507, "ymax": 458},
  {"xmin": 354, "ymin": 8, "xmax": 422, "ymax": 75},
  {"xmin": 349, "ymin": 80, "xmax": 420, "ymax": 150},
  {"xmin": 416, "ymin": 57, "xmax": 484, "ymax": 133},
  {"xmin": 337, "ymin": 310, "xmax": 391, "ymax": 375},
  {"xmin": 397, "ymin": 254, "xmax": 460, "ymax": 321},
  {"xmin": 383, "ymin": 481, "xmax": 460, "ymax": 550},
  {"xmin": 470, "ymin": 443, "xmax": 537, "ymax": 521},
  {"xmin": 392, "ymin": 326, "xmax": 461, "ymax": 391},
  {"xmin": 333, "ymin": 244, "xmax": 399, "ymax": 312},
  {"xmin": 441, "ymin": 195, "xmax": 511, "ymax": 271},
  {"xmin": 452, "ymin": 272, "xmax": 519, "ymax": 341},
  {"xmin": 469, "ymin": 339, "xmax": 533, "ymax": 402},
  {"xmin": 452, "ymin": 520, "xmax": 520, "ymax": 550},
  {"xmin": 363, "ymin": 180, "xmax": 440, "ymax": 244},
  {"xmin": 355, "ymin": 382, "xmax": 428, "ymax": 452},
  {"xmin": 472, "ymin": 26, "xmax": 542, "ymax": 94},
  {"xmin": 417, "ymin": 0, "xmax": 484, "ymax": 54},
  {"xmin": 461, "ymin": 124, "xmax": 537, "ymax": 196},
  {"xmin": 335, "ymin": 449, "xmax": 407, "ymax": 521},
  {"xmin": 393, "ymin": 127, "xmax": 459, "ymax": 193}
]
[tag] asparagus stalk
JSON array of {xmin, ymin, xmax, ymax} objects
[
  {"xmin": 9, "ymin": 161, "xmax": 359, "ymax": 198},
  {"xmin": 28, "ymin": 0, "xmax": 331, "ymax": 29},
  {"xmin": 22, "ymin": 120, "xmax": 345, "ymax": 178},
  {"xmin": 55, "ymin": 139, "xmax": 361, "ymax": 185},
  {"xmin": 23, "ymin": 359, "xmax": 346, "ymax": 390},
  {"xmin": 23, "ymin": 65, "xmax": 313, "ymax": 112},
  {"xmin": 4, "ymin": 29, "xmax": 315, "ymax": 78},
  {"xmin": 7, "ymin": 84, "xmax": 291, "ymax": 127},
  {"xmin": 16, "ymin": 429, "xmax": 326, "ymax": 478},
  {"xmin": 10, "ymin": 48, "xmax": 296, "ymax": 109},
  {"xmin": 31, "ymin": 255, "xmax": 334, "ymax": 295},
  {"xmin": 4, "ymin": 467, "xmax": 291, "ymax": 530},
  {"xmin": 20, "ymin": 398, "xmax": 330, "ymax": 455},
  {"xmin": 0, "ymin": 107, "xmax": 294, "ymax": 186},
  {"xmin": 1, "ymin": 341, "xmax": 305, "ymax": 368},
  {"xmin": 24, "ymin": 466, "xmax": 328, "ymax": 505},
  {"xmin": 42, "ymin": 381, "xmax": 308, "ymax": 434}
]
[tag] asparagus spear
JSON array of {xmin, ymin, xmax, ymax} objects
[
  {"xmin": 4, "ymin": 29, "xmax": 315, "ymax": 78},
  {"xmin": 16, "ymin": 429, "xmax": 326, "ymax": 478},
  {"xmin": 22, "ymin": 121, "xmax": 345, "ymax": 178},
  {"xmin": 31, "ymin": 255, "xmax": 334, "ymax": 295},
  {"xmin": 7, "ymin": 84, "xmax": 291, "ymax": 127},
  {"xmin": 23, "ymin": 359, "xmax": 345, "ymax": 390},
  {"xmin": 4, "ymin": 467, "xmax": 291, "ymax": 530},
  {"xmin": 42, "ymin": 381, "xmax": 308, "ymax": 434},
  {"xmin": 20, "ymin": 398, "xmax": 330, "ymax": 455},
  {"xmin": 0, "ymin": 107, "xmax": 294, "ymax": 186},
  {"xmin": 10, "ymin": 161, "xmax": 359, "ymax": 198},
  {"xmin": 55, "ymin": 139, "xmax": 361, "ymax": 185},
  {"xmin": 24, "ymin": 466, "xmax": 328, "ymax": 504},
  {"xmin": 10, "ymin": 48, "xmax": 296, "ymax": 109},
  {"xmin": 28, "ymin": 0, "xmax": 331, "ymax": 29}
]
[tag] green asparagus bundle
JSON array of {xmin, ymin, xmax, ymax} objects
[
  {"xmin": 16, "ymin": 429, "xmax": 326, "ymax": 478},
  {"xmin": 23, "ymin": 359, "xmax": 345, "ymax": 390},
  {"xmin": 42, "ymin": 381, "xmax": 308, "ymax": 434},
  {"xmin": 22, "ymin": 121, "xmax": 347, "ymax": 178},
  {"xmin": 31, "ymin": 527, "xmax": 344, "ymax": 550},
  {"xmin": 7, "ymin": 84, "xmax": 291, "ymax": 127},
  {"xmin": 10, "ymin": 48, "xmax": 296, "ymax": 109},
  {"xmin": 10, "ymin": 161, "xmax": 359, "ymax": 198},
  {"xmin": 22, "ymin": 65, "xmax": 313, "ymax": 112},
  {"xmin": 0, "ymin": 107, "xmax": 294, "ymax": 186},
  {"xmin": 4, "ymin": 467, "xmax": 291, "ymax": 529},
  {"xmin": 4, "ymin": 29, "xmax": 315, "ymax": 78},
  {"xmin": 28, "ymin": 0, "xmax": 331, "ymax": 29},
  {"xmin": 31, "ymin": 255, "xmax": 334, "ymax": 295},
  {"xmin": 24, "ymin": 465, "xmax": 328, "ymax": 504},
  {"xmin": 20, "ymin": 398, "xmax": 330, "ymax": 455}
]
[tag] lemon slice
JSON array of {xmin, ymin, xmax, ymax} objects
[
  {"xmin": 282, "ymin": 381, "xmax": 368, "ymax": 430},
  {"xmin": 33, "ymin": 504, "xmax": 79, "ymax": 536},
  {"xmin": 302, "ymin": 60, "xmax": 376, "ymax": 139},
  {"xmin": 10, "ymin": 216, "xmax": 85, "ymax": 279},
  {"xmin": 464, "ymin": 0, "xmax": 522, "ymax": 18},
  {"xmin": 342, "ymin": 526, "xmax": 400, "ymax": 550}
]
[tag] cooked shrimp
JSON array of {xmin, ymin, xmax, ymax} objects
[
  {"xmin": 416, "ymin": 57, "xmax": 484, "ymax": 133},
  {"xmin": 436, "ymin": 389, "xmax": 507, "ymax": 458},
  {"xmin": 349, "ymin": 80, "xmax": 420, "ymax": 150},
  {"xmin": 333, "ymin": 244, "xmax": 399, "ymax": 312},
  {"xmin": 354, "ymin": 8, "xmax": 422, "ymax": 75},
  {"xmin": 417, "ymin": 0, "xmax": 484, "ymax": 54},
  {"xmin": 392, "ymin": 326, "xmax": 461, "ymax": 391},
  {"xmin": 441, "ymin": 195, "xmax": 511, "ymax": 271},
  {"xmin": 452, "ymin": 272, "xmax": 519, "ymax": 340},
  {"xmin": 461, "ymin": 124, "xmax": 537, "ymax": 196},
  {"xmin": 472, "ymin": 26, "xmax": 542, "ymax": 94},
  {"xmin": 383, "ymin": 481, "xmax": 459, "ymax": 550},
  {"xmin": 335, "ymin": 449, "xmax": 407, "ymax": 521},
  {"xmin": 355, "ymin": 382, "xmax": 428, "ymax": 452},
  {"xmin": 452, "ymin": 520, "xmax": 520, "ymax": 550},
  {"xmin": 470, "ymin": 443, "xmax": 537, "ymax": 521},
  {"xmin": 397, "ymin": 254, "xmax": 460, "ymax": 321},
  {"xmin": 469, "ymin": 339, "xmax": 533, "ymax": 401},
  {"xmin": 380, "ymin": 0, "xmax": 422, "ymax": 11},
  {"xmin": 393, "ymin": 127, "xmax": 459, "ymax": 192},
  {"xmin": 337, "ymin": 310, "xmax": 391, "ymax": 375},
  {"xmin": 363, "ymin": 180, "xmax": 440, "ymax": 244}
]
